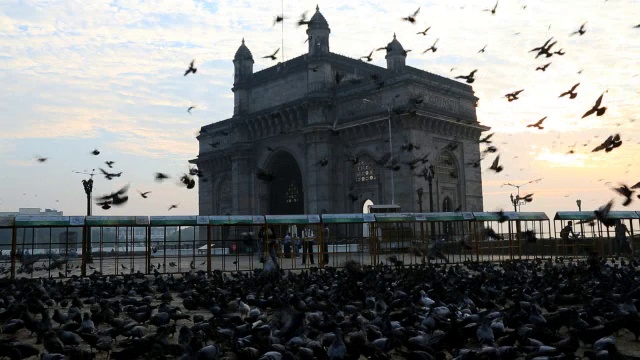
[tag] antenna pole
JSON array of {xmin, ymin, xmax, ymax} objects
[{"xmin": 281, "ymin": 0, "xmax": 284, "ymax": 62}]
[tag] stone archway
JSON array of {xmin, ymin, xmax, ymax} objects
[{"xmin": 268, "ymin": 151, "xmax": 304, "ymax": 215}]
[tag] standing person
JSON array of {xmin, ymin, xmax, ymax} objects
[
  {"xmin": 293, "ymin": 233, "xmax": 300, "ymax": 258},
  {"xmin": 302, "ymin": 227, "xmax": 315, "ymax": 265},
  {"xmin": 267, "ymin": 226, "xmax": 279, "ymax": 268},
  {"xmin": 615, "ymin": 219, "xmax": 631, "ymax": 255},
  {"xmin": 283, "ymin": 232, "xmax": 292, "ymax": 258},
  {"xmin": 322, "ymin": 225, "xmax": 330, "ymax": 265}
]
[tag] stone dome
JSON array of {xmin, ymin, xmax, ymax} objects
[
  {"xmin": 233, "ymin": 38, "xmax": 253, "ymax": 62},
  {"xmin": 308, "ymin": 5, "xmax": 329, "ymax": 30},
  {"xmin": 385, "ymin": 33, "xmax": 406, "ymax": 57}
]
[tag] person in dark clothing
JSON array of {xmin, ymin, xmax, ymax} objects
[
  {"xmin": 322, "ymin": 225, "xmax": 330, "ymax": 265},
  {"xmin": 302, "ymin": 227, "xmax": 315, "ymax": 265}
]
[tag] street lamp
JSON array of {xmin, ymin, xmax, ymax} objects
[
  {"xmin": 363, "ymin": 97, "xmax": 397, "ymax": 204},
  {"xmin": 418, "ymin": 164, "xmax": 437, "ymax": 239},
  {"xmin": 576, "ymin": 199, "xmax": 582, "ymax": 211},
  {"xmin": 503, "ymin": 178, "xmax": 542, "ymax": 212},
  {"xmin": 416, "ymin": 187, "xmax": 425, "ymax": 241},
  {"xmin": 75, "ymin": 169, "xmax": 95, "ymax": 262}
]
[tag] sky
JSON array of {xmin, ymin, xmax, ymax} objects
[{"xmin": 0, "ymin": 0, "xmax": 639, "ymax": 218}]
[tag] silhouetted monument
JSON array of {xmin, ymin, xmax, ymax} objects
[{"xmin": 191, "ymin": 6, "xmax": 488, "ymax": 216}]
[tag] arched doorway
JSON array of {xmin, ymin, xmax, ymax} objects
[
  {"xmin": 362, "ymin": 199, "xmax": 374, "ymax": 238},
  {"xmin": 268, "ymin": 152, "xmax": 304, "ymax": 215}
]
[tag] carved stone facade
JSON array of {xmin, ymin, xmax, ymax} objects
[{"xmin": 190, "ymin": 6, "xmax": 489, "ymax": 217}]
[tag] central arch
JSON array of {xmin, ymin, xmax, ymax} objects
[{"xmin": 268, "ymin": 151, "xmax": 304, "ymax": 215}]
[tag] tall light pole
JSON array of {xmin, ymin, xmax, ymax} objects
[
  {"xmin": 74, "ymin": 169, "xmax": 95, "ymax": 262},
  {"xmin": 418, "ymin": 165, "xmax": 437, "ymax": 239},
  {"xmin": 576, "ymin": 199, "xmax": 582, "ymax": 211},
  {"xmin": 363, "ymin": 97, "xmax": 397, "ymax": 204},
  {"xmin": 416, "ymin": 187, "xmax": 425, "ymax": 240},
  {"xmin": 503, "ymin": 178, "xmax": 542, "ymax": 212}
]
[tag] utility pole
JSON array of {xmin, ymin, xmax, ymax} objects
[
  {"xmin": 504, "ymin": 178, "xmax": 542, "ymax": 212},
  {"xmin": 74, "ymin": 169, "xmax": 95, "ymax": 262}
]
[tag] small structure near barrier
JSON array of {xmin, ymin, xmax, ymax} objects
[
  {"xmin": 206, "ymin": 215, "xmax": 264, "ymax": 272},
  {"xmin": 471, "ymin": 212, "xmax": 517, "ymax": 261},
  {"xmin": 508, "ymin": 212, "xmax": 552, "ymax": 259},
  {"xmin": 597, "ymin": 211, "xmax": 639, "ymax": 256}
]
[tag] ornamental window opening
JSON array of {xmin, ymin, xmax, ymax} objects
[
  {"xmin": 285, "ymin": 183, "xmax": 300, "ymax": 204},
  {"xmin": 436, "ymin": 152, "xmax": 456, "ymax": 177},
  {"xmin": 355, "ymin": 157, "xmax": 377, "ymax": 183}
]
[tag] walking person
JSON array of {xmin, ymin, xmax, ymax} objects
[{"xmin": 615, "ymin": 219, "xmax": 631, "ymax": 255}]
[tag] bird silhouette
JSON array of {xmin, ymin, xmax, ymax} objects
[
  {"xmin": 297, "ymin": 11, "xmax": 310, "ymax": 26},
  {"xmin": 262, "ymin": 48, "xmax": 280, "ymax": 61},
  {"xmin": 489, "ymin": 155, "xmax": 503, "ymax": 172},
  {"xmin": 416, "ymin": 26, "xmax": 431, "ymax": 35},
  {"xmin": 483, "ymin": 0, "xmax": 498, "ymax": 14},
  {"xmin": 479, "ymin": 133, "xmax": 494, "ymax": 144},
  {"xmin": 559, "ymin": 83, "xmax": 580, "ymax": 99},
  {"xmin": 455, "ymin": 69, "xmax": 477, "ymax": 84},
  {"xmin": 536, "ymin": 62, "xmax": 551, "ymax": 71},
  {"xmin": 526, "ymin": 116, "xmax": 547, "ymax": 130},
  {"xmin": 554, "ymin": 48, "xmax": 566, "ymax": 55},
  {"xmin": 187, "ymin": 106, "xmax": 195, "ymax": 114},
  {"xmin": 581, "ymin": 92, "xmax": 607, "ymax": 118},
  {"xmin": 530, "ymin": 37, "xmax": 556, "ymax": 58},
  {"xmin": 505, "ymin": 89, "xmax": 524, "ymax": 102},
  {"xmin": 478, "ymin": 45, "xmax": 487, "ymax": 53},
  {"xmin": 571, "ymin": 22, "xmax": 587, "ymax": 36},
  {"xmin": 184, "ymin": 60, "xmax": 197, "ymax": 76},
  {"xmin": 35, "ymin": 156, "xmax": 48, "ymax": 163},
  {"xmin": 402, "ymin": 7, "xmax": 420, "ymax": 23},
  {"xmin": 273, "ymin": 14, "xmax": 285, "ymax": 26},
  {"xmin": 138, "ymin": 190, "xmax": 151, "ymax": 198},
  {"xmin": 168, "ymin": 204, "xmax": 179, "ymax": 211},
  {"xmin": 99, "ymin": 168, "xmax": 122, "ymax": 180},
  {"xmin": 592, "ymin": 134, "xmax": 622, "ymax": 152},
  {"xmin": 613, "ymin": 184, "xmax": 634, "ymax": 206},
  {"xmin": 360, "ymin": 50, "xmax": 374, "ymax": 62},
  {"xmin": 422, "ymin": 38, "xmax": 439, "ymax": 53},
  {"xmin": 91, "ymin": 149, "xmax": 100, "ymax": 156},
  {"xmin": 105, "ymin": 160, "xmax": 115, "ymax": 168},
  {"xmin": 155, "ymin": 172, "xmax": 170, "ymax": 181}
]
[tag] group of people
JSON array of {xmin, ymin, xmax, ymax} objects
[
  {"xmin": 561, "ymin": 219, "xmax": 632, "ymax": 254},
  {"xmin": 258, "ymin": 225, "xmax": 330, "ymax": 267}
]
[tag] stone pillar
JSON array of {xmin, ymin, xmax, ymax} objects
[
  {"xmin": 305, "ymin": 130, "xmax": 333, "ymax": 214},
  {"xmin": 231, "ymin": 146, "xmax": 254, "ymax": 215},
  {"xmin": 198, "ymin": 160, "xmax": 214, "ymax": 215}
]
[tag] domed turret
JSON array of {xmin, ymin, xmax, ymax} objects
[
  {"xmin": 385, "ymin": 33, "xmax": 407, "ymax": 71},
  {"xmin": 233, "ymin": 38, "xmax": 254, "ymax": 84},
  {"xmin": 233, "ymin": 38, "xmax": 254, "ymax": 62},
  {"xmin": 306, "ymin": 5, "xmax": 331, "ymax": 56},
  {"xmin": 232, "ymin": 38, "xmax": 253, "ymax": 116}
]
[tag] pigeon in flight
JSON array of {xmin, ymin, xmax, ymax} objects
[
  {"xmin": 402, "ymin": 7, "xmax": 420, "ymax": 23},
  {"xmin": 526, "ymin": 116, "xmax": 547, "ymax": 130},
  {"xmin": 184, "ymin": 60, "xmax": 197, "ymax": 76},
  {"xmin": 559, "ymin": 83, "xmax": 580, "ymax": 99},
  {"xmin": 581, "ymin": 92, "xmax": 607, "ymax": 118}
]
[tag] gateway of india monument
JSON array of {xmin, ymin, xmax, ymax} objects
[{"xmin": 191, "ymin": 6, "xmax": 488, "ymax": 218}]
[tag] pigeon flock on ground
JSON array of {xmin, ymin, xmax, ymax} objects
[{"xmin": 3, "ymin": 256, "xmax": 640, "ymax": 359}]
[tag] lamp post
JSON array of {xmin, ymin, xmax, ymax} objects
[
  {"xmin": 576, "ymin": 199, "xmax": 582, "ymax": 211},
  {"xmin": 363, "ymin": 97, "xmax": 397, "ymax": 205},
  {"xmin": 416, "ymin": 187, "xmax": 425, "ymax": 240},
  {"xmin": 503, "ymin": 178, "xmax": 542, "ymax": 212},
  {"xmin": 426, "ymin": 164, "xmax": 436, "ymax": 239},
  {"xmin": 75, "ymin": 169, "xmax": 95, "ymax": 262}
]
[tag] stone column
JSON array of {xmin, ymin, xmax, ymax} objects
[
  {"xmin": 305, "ymin": 130, "xmax": 333, "ymax": 214},
  {"xmin": 198, "ymin": 160, "xmax": 214, "ymax": 215},
  {"xmin": 231, "ymin": 146, "xmax": 254, "ymax": 215}
]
